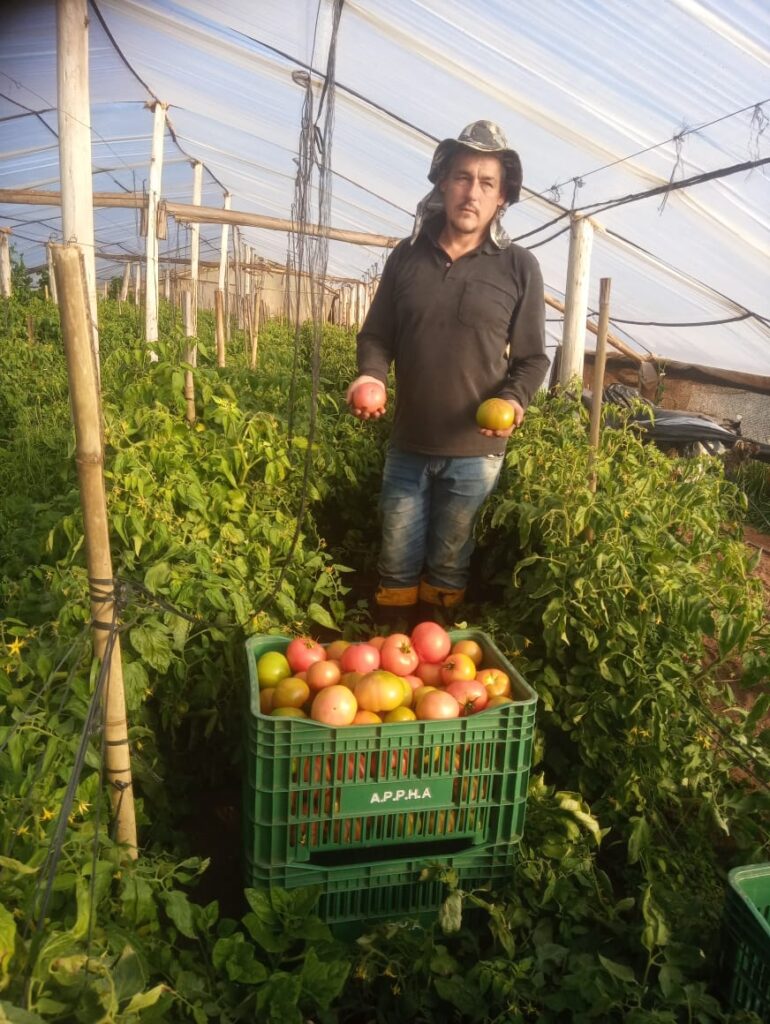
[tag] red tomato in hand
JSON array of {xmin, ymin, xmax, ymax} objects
[{"xmin": 352, "ymin": 382, "xmax": 386, "ymax": 414}]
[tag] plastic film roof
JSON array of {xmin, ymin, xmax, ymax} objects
[{"xmin": 1, "ymin": 0, "xmax": 769, "ymax": 374}]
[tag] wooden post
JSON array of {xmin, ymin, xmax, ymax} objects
[
  {"xmin": 182, "ymin": 291, "xmax": 197, "ymax": 423},
  {"xmin": 559, "ymin": 214, "xmax": 594, "ymax": 388},
  {"xmin": 163, "ymin": 267, "xmax": 171, "ymax": 301},
  {"xmin": 102, "ymin": 280, "xmax": 108, "ymax": 299},
  {"xmin": 588, "ymin": 278, "xmax": 612, "ymax": 493},
  {"xmin": 47, "ymin": 242, "xmax": 59, "ymax": 303},
  {"xmin": 0, "ymin": 230, "xmax": 11, "ymax": 297},
  {"xmin": 133, "ymin": 262, "xmax": 141, "ymax": 305},
  {"xmin": 56, "ymin": 0, "xmax": 98, "ymax": 361},
  {"xmin": 215, "ymin": 289, "xmax": 226, "ymax": 368},
  {"xmin": 119, "ymin": 261, "xmax": 130, "ymax": 302},
  {"xmin": 50, "ymin": 243, "xmax": 137, "ymax": 858},
  {"xmin": 218, "ymin": 192, "xmax": 231, "ymax": 341},
  {"xmin": 190, "ymin": 160, "xmax": 203, "ymax": 336},
  {"xmin": 249, "ymin": 272, "xmax": 262, "ymax": 370},
  {"xmin": 233, "ymin": 227, "xmax": 243, "ymax": 329},
  {"xmin": 27, "ymin": 316, "xmax": 36, "ymax": 344},
  {"xmin": 145, "ymin": 100, "xmax": 166, "ymax": 345}
]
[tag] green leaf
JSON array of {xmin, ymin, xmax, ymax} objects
[
  {"xmin": 129, "ymin": 623, "xmax": 173, "ymax": 673},
  {"xmin": 163, "ymin": 890, "xmax": 197, "ymax": 939},
  {"xmin": 123, "ymin": 985, "xmax": 168, "ymax": 1014},
  {"xmin": 0, "ymin": 857, "xmax": 37, "ymax": 876},
  {"xmin": 212, "ymin": 935, "xmax": 268, "ymax": 984},
  {"xmin": 438, "ymin": 890, "xmax": 463, "ymax": 935},
  {"xmin": 255, "ymin": 972, "xmax": 303, "ymax": 1024},
  {"xmin": 0, "ymin": 904, "xmax": 17, "ymax": 991},
  {"xmin": 112, "ymin": 945, "xmax": 147, "ymax": 1003},
  {"xmin": 598, "ymin": 953, "xmax": 636, "ymax": 983},
  {"xmin": 0, "ymin": 1003, "xmax": 46, "ymax": 1024},
  {"xmin": 300, "ymin": 947, "xmax": 349, "ymax": 1010},
  {"xmin": 627, "ymin": 815, "xmax": 649, "ymax": 865},
  {"xmin": 307, "ymin": 602, "xmax": 337, "ymax": 630},
  {"xmin": 144, "ymin": 561, "xmax": 171, "ymax": 592}
]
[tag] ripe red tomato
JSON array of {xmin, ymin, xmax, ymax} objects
[
  {"xmin": 340, "ymin": 643, "xmax": 381, "ymax": 674},
  {"xmin": 476, "ymin": 398, "xmax": 515, "ymax": 431},
  {"xmin": 411, "ymin": 622, "xmax": 452, "ymax": 664},
  {"xmin": 306, "ymin": 659, "xmax": 342, "ymax": 692},
  {"xmin": 310, "ymin": 685, "xmax": 358, "ymax": 725},
  {"xmin": 476, "ymin": 667, "xmax": 511, "ymax": 697},
  {"xmin": 354, "ymin": 670, "xmax": 405, "ymax": 713},
  {"xmin": 352, "ymin": 381, "xmax": 386, "ymax": 414},
  {"xmin": 445, "ymin": 678, "xmax": 489, "ymax": 716},
  {"xmin": 380, "ymin": 633, "xmax": 419, "ymax": 676},
  {"xmin": 285, "ymin": 637, "xmax": 326, "ymax": 674},
  {"xmin": 368, "ymin": 635, "xmax": 387, "ymax": 651},
  {"xmin": 416, "ymin": 690, "xmax": 461, "ymax": 720},
  {"xmin": 439, "ymin": 652, "xmax": 477, "ymax": 685}
]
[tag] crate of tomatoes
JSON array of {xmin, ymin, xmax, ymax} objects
[{"xmin": 243, "ymin": 624, "xmax": 537, "ymax": 877}]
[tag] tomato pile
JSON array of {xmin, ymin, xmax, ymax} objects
[{"xmin": 255, "ymin": 623, "xmax": 516, "ymax": 725}]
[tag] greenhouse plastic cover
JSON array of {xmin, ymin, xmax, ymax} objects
[{"xmin": 1, "ymin": 0, "xmax": 769, "ymax": 374}]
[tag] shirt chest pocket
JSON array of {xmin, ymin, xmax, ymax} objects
[{"xmin": 457, "ymin": 279, "xmax": 517, "ymax": 333}]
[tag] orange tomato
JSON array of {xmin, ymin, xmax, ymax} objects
[
  {"xmin": 476, "ymin": 398, "xmax": 514, "ymax": 431},
  {"xmin": 273, "ymin": 676, "xmax": 310, "ymax": 709},
  {"xmin": 451, "ymin": 639, "xmax": 484, "ymax": 666},
  {"xmin": 310, "ymin": 685, "xmax": 358, "ymax": 725}
]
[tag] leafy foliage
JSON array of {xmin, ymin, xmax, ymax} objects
[{"xmin": 1, "ymin": 288, "xmax": 769, "ymax": 1021}]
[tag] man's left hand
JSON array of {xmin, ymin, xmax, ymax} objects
[{"xmin": 478, "ymin": 399, "xmax": 525, "ymax": 438}]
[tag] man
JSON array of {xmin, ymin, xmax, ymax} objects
[{"xmin": 347, "ymin": 120, "xmax": 548, "ymax": 625}]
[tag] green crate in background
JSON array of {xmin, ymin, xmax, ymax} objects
[
  {"xmin": 722, "ymin": 864, "xmax": 770, "ymax": 1018},
  {"xmin": 247, "ymin": 837, "xmax": 519, "ymax": 937},
  {"xmin": 243, "ymin": 630, "xmax": 537, "ymax": 872}
]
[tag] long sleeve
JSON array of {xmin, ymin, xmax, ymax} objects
[
  {"xmin": 356, "ymin": 242, "xmax": 405, "ymax": 383},
  {"xmin": 498, "ymin": 248, "xmax": 549, "ymax": 409}
]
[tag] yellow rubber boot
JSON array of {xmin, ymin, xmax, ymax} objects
[
  {"xmin": 372, "ymin": 585, "xmax": 419, "ymax": 631},
  {"xmin": 416, "ymin": 580, "xmax": 466, "ymax": 625}
]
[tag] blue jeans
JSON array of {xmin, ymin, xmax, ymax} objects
[{"xmin": 378, "ymin": 447, "xmax": 504, "ymax": 592}]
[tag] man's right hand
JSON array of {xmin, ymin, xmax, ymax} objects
[{"xmin": 346, "ymin": 375, "xmax": 387, "ymax": 419}]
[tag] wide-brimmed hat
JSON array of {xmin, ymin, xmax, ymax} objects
[{"xmin": 428, "ymin": 120, "xmax": 522, "ymax": 206}]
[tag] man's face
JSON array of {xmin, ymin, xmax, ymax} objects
[{"xmin": 439, "ymin": 151, "xmax": 505, "ymax": 237}]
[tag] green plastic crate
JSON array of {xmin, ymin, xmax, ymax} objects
[
  {"xmin": 723, "ymin": 865, "xmax": 770, "ymax": 1018},
  {"xmin": 246, "ymin": 837, "xmax": 519, "ymax": 935},
  {"xmin": 243, "ymin": 630, "xmax": 537, "ymax": 871}
]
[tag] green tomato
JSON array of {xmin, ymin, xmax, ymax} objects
[{"xmin": 257, "ymin": 650, "xmax": 291, "ymax": 688}]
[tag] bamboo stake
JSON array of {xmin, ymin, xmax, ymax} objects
[
  {"xmin": 560, "ymin": 214, "xmax": 594, "ymax": 387},
  {"xmin": 47, "ymin": 243, "xmax": 58, "ymax": 303},
  {"xmin": 249, "ymin": 274, "xmax": 263, "ymax": 371},
  {"xmin": 27, "ymin": 316, "xmax": 36, "ymax": 344},
  {"xmin": 51, "ymin": 243, "xmax": 137, "ymax": 858},
  {"xmin": 233, "ymin": 227, "xmax": 243, "ymax": 329},
  {"xmin": 0, "ymin": 230, "xmax": 11, "ymax": 297},
  {"xmin": 215, "ymin": 289, "xmax": 226, "ymax": 368},
  {"xmin": 190, "ymin": 160, "xmax": 203, "ymax": 336},
  {"xmin": 133, "ymin": 263, "xmax": 140, "ymax": 305},
  {"xmin": 56, "ymin": 0, "xmax": 98, "ymax": 360},
  {"xmin": 145, "ymin": 100, "xmax": 167, "ymax": 345},
  {"xmin": 588, "ymin": 278, "xmax": 612, "ymax": 494},
  {"xmin": 183, "ymin": 291, "xmax": 197, "ymax": 423},
  {"xmin": 119, "ymin": 262, "xmax": 130, "ymax": 302}
]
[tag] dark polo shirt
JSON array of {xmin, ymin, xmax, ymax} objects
[{"xmin": 357, "ymin": 218, "xmax": 548, "ymax": 456}]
